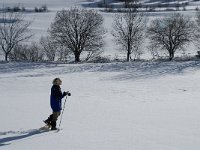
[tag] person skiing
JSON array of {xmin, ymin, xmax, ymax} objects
[{"xmin": 44, "ymin": 78, "xmax": 70, "ymax": 130}]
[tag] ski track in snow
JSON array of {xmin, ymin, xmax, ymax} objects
[{"xmin": 0, "ymin": 128, "xmax": 57, "ymax": 147}]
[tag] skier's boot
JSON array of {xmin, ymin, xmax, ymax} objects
[
  {"xmin": 44, "ymin": 114, "xmax": 53, "ymax": 125},
  {"xmin": 51, "ymin": 121, "xmax": 57, "ymax": 130}
]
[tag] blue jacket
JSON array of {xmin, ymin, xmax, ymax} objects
[{"xmin": 50, "ymin": 85, "xmax": 65, "ymax": 112}]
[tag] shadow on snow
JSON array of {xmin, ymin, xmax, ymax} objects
[
  {"xmin": 1, "ymin": 60, "xmax": 200, "ymax": 81},
  {"xmin": 0, "ymin": 129, "xmax": 50, "ymax": 146}
]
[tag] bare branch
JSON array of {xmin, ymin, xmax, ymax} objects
[
  {"xmin": 49, "ymin": 8, "xmax": 105, "ymax": 62},
  {"xmin": 0, "ymin": 11, "xmax": 32, "ymax": 61},
  {"xmin": 147, "ymin": 13, "xmax": 195, "ymax": 60},
  {"xmin": 112, "ymin": 11, "xmax": 146, "ymax": 61}
]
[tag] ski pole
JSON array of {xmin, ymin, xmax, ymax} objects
[{"xmin": 58, "ymin": 95, "xmax": 68, "ymax": 129}]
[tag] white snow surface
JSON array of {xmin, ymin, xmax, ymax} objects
[
  {"xmin": 1, "ymin": 1, "xmax": 200, "ymax": 149},
  {"xmin": 1, "ymin": 61, "xmax": 200, "ymax": 150}
]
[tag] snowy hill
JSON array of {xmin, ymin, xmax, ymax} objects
[
  {"xmin": 0, "ymin": 0, "xmax": 200, "ymax": 149},
  {"xmin": 1, "ymin": 61, "xmax": 200, "ymax": 150}
]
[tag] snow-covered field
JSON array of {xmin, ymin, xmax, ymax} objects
[
  {"xmin": 1, "ymin": 61, "xmax": 200, "ymax": 150},
  {"xmin": 1, "ymin": 0, "xmax": 200, "ymax": 150}
]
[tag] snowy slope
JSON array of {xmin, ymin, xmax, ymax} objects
[
  {"xmin": 1, "ymin": 61, "xmax": 200, "ymax": 150},
  {"xmin": 1, "ymin": 0, "xmax": 200, "ymax": 149}
]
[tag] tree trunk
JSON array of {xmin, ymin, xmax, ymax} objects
[
  {"xmin": 127, "ymin": 41, "xmax": 131, "ymax": 61},
  {"xmin": 127, "ymin": 50, "xmax": 130, "ymax": 61},
  {"xmin": 169, "ymin": 52, "xmax": 174, "ymax": 61},
  {"xmin": 5, "ymin": 53, "xmax": 9, "ymax": 61},
  {"xmin": 75, "ymin": 51, "xmax": 81, "ymax": 62}
]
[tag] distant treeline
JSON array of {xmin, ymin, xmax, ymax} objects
[
  {"xmin": 97, "ymin": 0, "xmax": 198, "ymax": 12},
  {"xmin": 0, "ymin": 5, "xmax": 48, "ymax": 13}
]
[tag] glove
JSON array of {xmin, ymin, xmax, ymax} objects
[
  {"xmin": 63, "ymin": 91, "xmax": 71, "ymax": 96},
  {"xmin": 63, "ymin": 91, "xmax": 67, "ymax": 96}
]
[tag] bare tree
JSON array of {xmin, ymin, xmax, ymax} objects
[
  {"xmin": 9, "ymin": 44, "xmax": 29, "ymax": 61},
  {"xmin": 194, "ymin": 11, "xmax": 200, "ymax": 50},
  {"xmin": 112, "ymin": 10, "xmax": 146, "ymax": 61},
  {"xmin": 148, "ymin": 44, "xmax": 161, "ymax": 59},
  {"xmin": 84, "ymin": 48, "xmax": 103, "ymax": 62},
  {"xmin": 57, "ymin": 46, "xmax": 70, "ymax": 62},
  {"xmin": 49, "ymin": 8, "xmax": 105, "ymax": 62},
  {"xmin": 9, "ymin": 42, "xmax": 43, "ymax": 61},
  {"xmin": 28, "ymin": 42, "xmax": 44, "ymax": 61},
  {"xmin": 147, "ymin": 13, "xmax": 195, "ymax": 60},
  {"xmin": 0, "ymin": 11, "xmax": 32, "ymax": 61},
  {"xmin": 40, "ymin": 36, "xmax": 58, "ymax": 61}
]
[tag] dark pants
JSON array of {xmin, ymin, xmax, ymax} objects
[{"xmin": 46, "ymin": 112, "xmax": 61, "ymax": 128}]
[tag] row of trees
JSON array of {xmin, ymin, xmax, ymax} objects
[
  {"xmin": 103, "ymin": 0, "xmax": 190, "ymax": 11},
  {"xmin": 2, "ymin": 5, "xmax": 48, "ymax": 13},
  {"xmin": 0, "ymin": 8, "xmax": 200, "ymax": 62}
]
